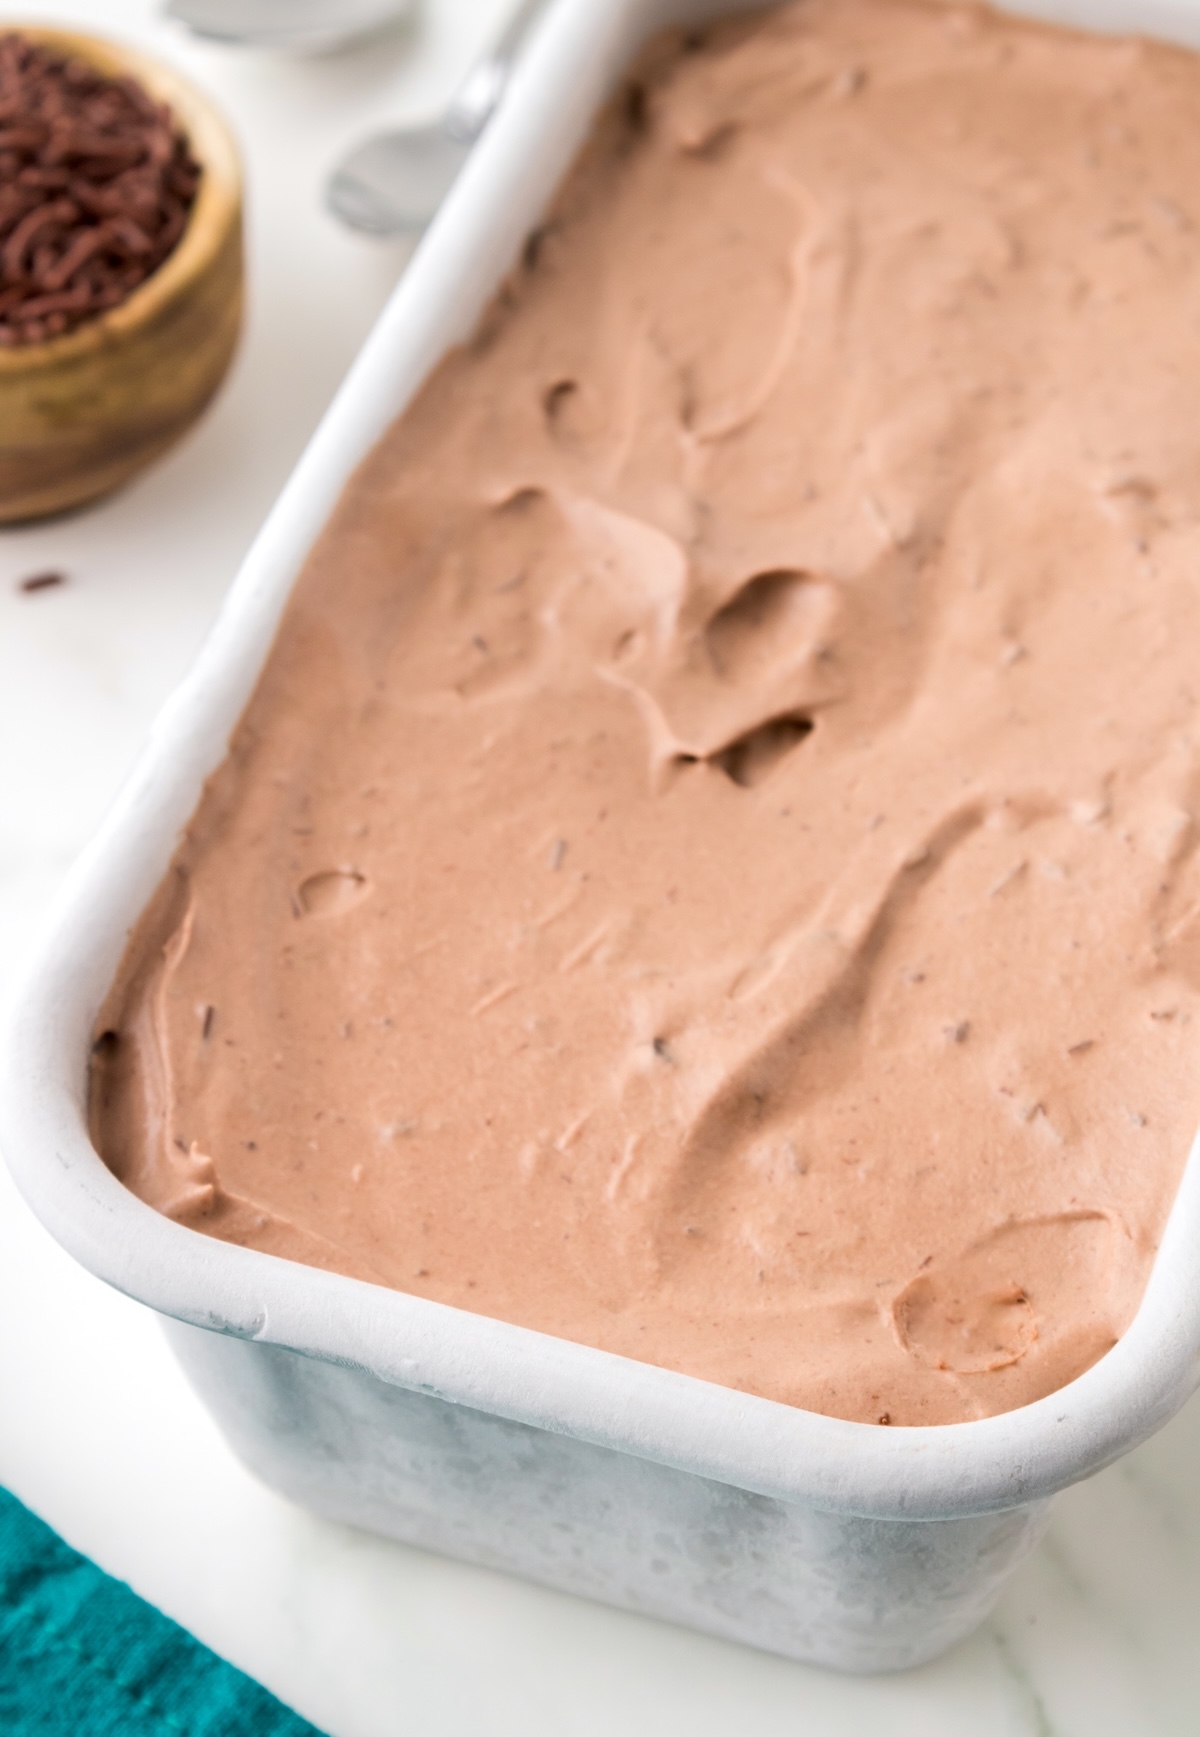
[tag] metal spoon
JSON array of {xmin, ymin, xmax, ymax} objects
[
  {"xmin": 326, "ymin": 0, "xmax": 546, "ymax": 235},
  {"xmin": 163, "ymin": 0, "xmax": 414, "ymax": 53}
]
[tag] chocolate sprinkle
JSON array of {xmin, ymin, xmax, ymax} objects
[
  {"xmin": 0, "ymin": 32, "xmax": 201, "ymax": 347},
  {"xmin": 17, "ymin": 568, "xmax": 66, "ymax": 592}
]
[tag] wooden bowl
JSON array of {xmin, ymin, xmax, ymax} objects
[{"xmin": 0, "ymin": 28, "xmax": 244, "ymax": 523}]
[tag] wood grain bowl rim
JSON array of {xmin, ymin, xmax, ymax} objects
[{"xmin": 0, "ymin": 23, "xmax": 243, "ymax": 375}]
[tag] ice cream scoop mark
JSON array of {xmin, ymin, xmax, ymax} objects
[
  {"xmin": 705, "ymin": 568, "xmax": 827, "ymax": 681},
  {"xmin": 896, "ymin": 1274, "xmax": 1037, "ymax": 1374},
  {"xmin": 895, "ymin": 1212, "xmax": 1123, "ymax": 1375},
  {"xmin": 689, "ymin": 199, "xmax": 814, "ymax": 442},
  {"xmin": 712, "ymin": 715, "xmax": 813, "ymax": 787},
  {"xmin": 543, "ymin": 378, "xmax": 579, "ymax": 434},
  {"xmin": 297, "ymin": 869, "xmax": 370, "ymax": 917},
  {"xmin": 522, "ymin": 223, "xmax": 556, "ymax": 272},
  {"xmin": 493, "ymin": 486, "xmax": 544, "ymax": 517},
  {"xmin": 667, "ymin": 805, "xmax": 986, "ymax": 1235},
  {"xmin": 622, "ymin": 78, "xmax": 649, "ymax": 137}
]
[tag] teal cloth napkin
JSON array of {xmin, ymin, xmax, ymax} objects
[{"xmin": 0, "ymin": 1486, "xmax": 326, "ymax": 1736}]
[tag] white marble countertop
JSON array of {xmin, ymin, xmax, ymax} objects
[{"xmin": 2, "ymin": 2, "xmax": 1200, "ymax": 1732}]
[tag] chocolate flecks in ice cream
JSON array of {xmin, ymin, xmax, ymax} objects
[{"xmin": 91, "ymin": 0, "xmax": 1200, "ymax": 1423}]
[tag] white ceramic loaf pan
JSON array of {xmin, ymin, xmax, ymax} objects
[{"xmin": 7, "ymin": 0, "xmax": 1200, "ymax": 1676}]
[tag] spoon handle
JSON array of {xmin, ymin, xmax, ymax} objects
[{"xmin": 446, "ymin": 0, "xmax": 548, "ymax": 141}]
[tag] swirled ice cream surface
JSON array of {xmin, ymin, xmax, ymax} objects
[{"xmin": 92, "ymin": 0, "xmax": 1200, "ymax": 1423}]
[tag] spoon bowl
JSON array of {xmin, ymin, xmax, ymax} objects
[
  {"xmin": 327, "ymin": 124, "xmax": 472, "ymax": 234},
  {"xmin": 326, "ymin": 0, "xmax": 546, "ymax": 235},
  {"xmin": 164, "ymin": 0, "xmax": 414, "ymax": 53}
]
